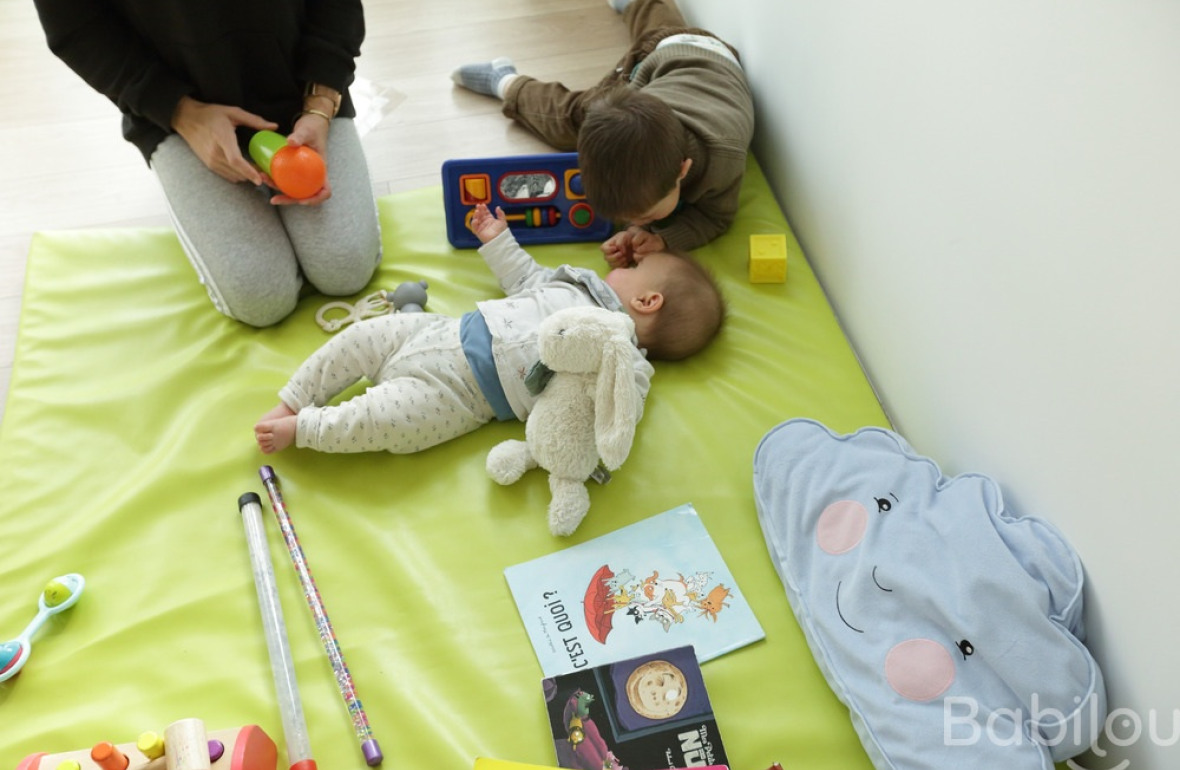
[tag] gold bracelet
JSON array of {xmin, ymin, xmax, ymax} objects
[
  {"xmin": 303, "ymin": 82, "xmax": 341, "ymax": 117},
  {"xmin": 298, "ymin": 108, "xmax": 332, "ymax": 123}
]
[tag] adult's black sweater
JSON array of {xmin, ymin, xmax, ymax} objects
[{"xmin": 34, "ymin": 0, "xmax": 364, "ymax": 162}]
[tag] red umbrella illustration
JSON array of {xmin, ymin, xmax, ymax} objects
[{"xmin": 583, "ymin": 565, "xmax": 616, "ymax": 643}]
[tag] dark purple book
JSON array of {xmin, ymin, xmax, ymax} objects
[{"xmin": 541, "ymin": 645, "xmax": 728, "ymax": 770}]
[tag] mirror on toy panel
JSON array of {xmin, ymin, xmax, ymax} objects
[{"xmin": 499, "ymin": 172, "xmax": 557, "ymax": 200}]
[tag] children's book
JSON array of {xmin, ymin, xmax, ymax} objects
[
  {"xmin": 542, "ymin": 644, "xmax": 729, "ymax": 770},
  {"xmin": 504, "ymin": 503, "xmax": 764, "ymax": 678},
  {"xmin": 474, "ymin": 756, "xmax": 727, "ymax": 770},
  {"xmin": 474, "ymin": 760, "xmax": 565, "ymax": 770}
]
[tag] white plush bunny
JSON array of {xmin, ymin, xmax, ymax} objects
[{"xmin": 486, "ymin": 306, "xmax": 642, "ymax": 536}]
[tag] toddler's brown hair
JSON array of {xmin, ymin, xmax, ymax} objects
[{"xmin": 577, "ymin": 87, "xmax": 688, "ymax": 222}]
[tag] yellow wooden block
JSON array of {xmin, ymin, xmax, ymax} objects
[{"xmin": 749, "ymin": 233, "xmax": 788, "ymax": 283}]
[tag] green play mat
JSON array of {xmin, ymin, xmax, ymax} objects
[{"xmin": 0, "ymin": 158, "xmax": 887, "ymax": 769}]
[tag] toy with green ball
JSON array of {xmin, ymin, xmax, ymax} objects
[
  {"xmin": 249, "ymin": 130, "xmax": 326, "ymax": 199},
  {"xmin": 0, "ymin": 573, "xmax": 85, "ymax": 682}
]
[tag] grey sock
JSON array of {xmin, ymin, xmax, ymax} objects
[
  {"xmin": 607, "ymin": 0, "xmax": 634, "ymax": 12},
  {"xmin": 451, "ymin": 57, "xmax": 517, "ymax": 98}
]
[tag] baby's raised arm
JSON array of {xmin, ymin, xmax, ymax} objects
[{"xmin": 470, "ymin": 203, "xmax": 509, "ymax": 244}]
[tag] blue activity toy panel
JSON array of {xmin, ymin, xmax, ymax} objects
[{"xmin": 441, "ymin": 152, "xmax": 613, "ymax": 249}]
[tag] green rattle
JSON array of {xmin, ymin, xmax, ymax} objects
[{"xmin": 248, "ymin": 130, "xmax": 326, "ymax": 199}]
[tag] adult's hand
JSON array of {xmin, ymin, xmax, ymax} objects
[
  {"xmin": 171, "ymin": 96, "xmax": 277, "ymax": 185},
  {"xmin": 266, "ymin": 111, "xmax": 333, "ymax": 206}
]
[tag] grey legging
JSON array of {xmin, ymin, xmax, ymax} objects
[{"xmin": 152, "ymin": 118, "xmax": 381, "ymax": 327}]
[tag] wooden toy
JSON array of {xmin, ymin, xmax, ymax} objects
[
  {"xmin": 16, "ymin": 720, "xmax": 277, "ymax": 770},
  {"xmin": 748, "ymin": 233, "xmax": 788, "ymax": 283},
  {"xmin": 441, "ymin": 152, "xmax": 613, "ymax": 248},
  {"xmin": 248, "ymin": 131, "xmax": 326, "ymax": 200}
]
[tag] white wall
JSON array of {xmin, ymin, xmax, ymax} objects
[{"xmin": 677, "ymin": 0, "xmax": 1180, "ymax": 766}]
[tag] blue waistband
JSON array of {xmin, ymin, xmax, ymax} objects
[{"xmin": 459, "ymin": 310, "xmax": 515, "ymax": 421}]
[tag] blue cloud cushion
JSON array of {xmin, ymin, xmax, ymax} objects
[{"xmin": 752, "ymin": 419, "xmax": 1106, "ymax": 769}]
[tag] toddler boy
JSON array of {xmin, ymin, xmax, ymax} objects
[{"xmin": 452, "ymin": 0, "xmax": 754, "ymax": 266}]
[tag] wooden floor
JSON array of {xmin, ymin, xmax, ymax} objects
[{"xmin": 0, "ymin": 0, "xmax": 629, "ymax": 427}]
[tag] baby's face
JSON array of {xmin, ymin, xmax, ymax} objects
[{"xmin": 605, "ymin": 252, "xmax": 679, "ymax": 301}]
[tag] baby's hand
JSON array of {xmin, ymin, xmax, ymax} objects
[
  {"xmin": 601, "ymin": 229, "xmax": 637, "ymax": 268},
  {"xmin": 470, "ymin": 203, "xmax": 509, "ymax": 243},
  {"xmin": 630, "ymin": 228, "xmax": 666, "ymax": 257}
]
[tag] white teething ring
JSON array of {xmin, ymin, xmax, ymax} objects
[{"xmin": 315, "ymin": 291, "xmax": 391, "ymax": 332}]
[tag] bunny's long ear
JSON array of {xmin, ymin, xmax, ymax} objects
[{"xmin": 594, "ymin": 330, "xmax": 640, "ymax": 470}]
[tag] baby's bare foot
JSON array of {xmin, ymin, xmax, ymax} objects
[{"xmin": 255, "ymin": 413, "xmax": 297, "ymax": 454}]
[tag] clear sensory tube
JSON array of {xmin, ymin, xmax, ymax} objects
[{"xmin": 238, "ymin": 492, "xmax": 317, "ymax": 770}]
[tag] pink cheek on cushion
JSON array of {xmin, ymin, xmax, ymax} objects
[
  {"xmin": 885, "ymin": 638, "xmax": 956, "ymax": 701},
  {"xmin": 816, "ymin": 500, "xmax": 868, "ymax": 554}
]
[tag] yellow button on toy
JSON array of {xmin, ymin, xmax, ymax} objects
[{"xmin": 137, "ymin": 731, "xmax": 166, "ymax": 760}]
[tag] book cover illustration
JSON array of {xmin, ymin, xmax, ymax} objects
[
  {"xmin": 542, "ymin": 644, "xmax": 728, "ymax": 770},
  {"xmin": 504, "ymin": 503, "xmax": 764, "ymax": 678}
]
